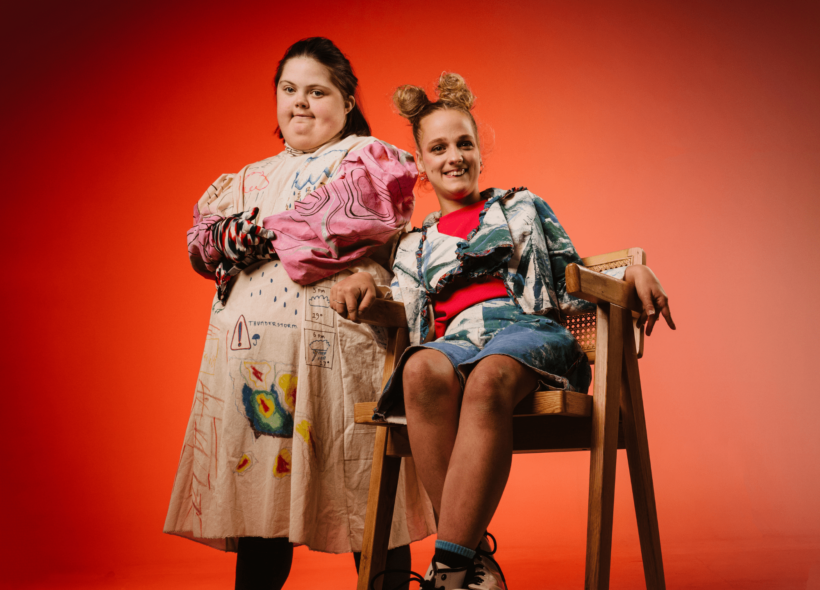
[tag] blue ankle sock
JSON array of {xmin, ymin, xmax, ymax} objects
[{"xmin": 434, "ymin": 540, "xmax": 475, "ymax": 569}]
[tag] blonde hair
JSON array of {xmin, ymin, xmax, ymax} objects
[{"xmin": 393, "ymin": 72, "xmax": 478, "ymax": 148}]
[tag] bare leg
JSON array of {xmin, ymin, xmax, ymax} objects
[
  {"xmin": 436, "ymin": 355, "xmax": 538, "ymax": 549},
  {"xmin": 403, "ymin": 349, "xmax": 463, "ymax": 517}
]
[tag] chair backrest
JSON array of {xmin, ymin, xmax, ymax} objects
[{"xmin": 562, "ymin": 247, "xmax": 646, "ymax": 364}]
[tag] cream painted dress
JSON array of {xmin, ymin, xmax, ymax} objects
[{"xmin": 164, "ymin": 135, "xmax": 435, "ymax": 553}]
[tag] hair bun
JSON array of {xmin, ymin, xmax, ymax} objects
[
  {"xmin": 436, "ymin": 72, "xmax": 475, "ymax": 111},
  {"xmin": 393, "ymin": 72, "xmax": 479, "ymax": 149},
  {"xmin": 393, "ymin": 85, "xmax": 431, "ymax": 121}
]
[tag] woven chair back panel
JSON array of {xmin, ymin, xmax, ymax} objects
[{"xmin": 562, "ymin": 250, "xmax": 642, "ymax": 364}]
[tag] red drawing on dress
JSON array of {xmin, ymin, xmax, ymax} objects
[
  {"xmin": 251, "ymin": 365, "xmax": 264, "ymax": 382},
  {"xmin": 274, "ymin": 448, "xmax": 292, "ymax": 478},
  {"xmin": 231, "ymin": 316, "xmax": 251, "ymax": 350},
  {"xmin": 244, "ymin": 171, "xmax": 270, "ymax": 192}
]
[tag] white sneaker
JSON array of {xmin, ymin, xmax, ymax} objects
[
  {"xmin": 467, "ymin": 533, "xmax": 507, "ymax": 590},
  {"xmin": 371, "ymin": 562, "xmax": 469, "ymax": 590},
  {"xmin": 423, "ymin": 560, "xmax": 471, "ymax": 590}
]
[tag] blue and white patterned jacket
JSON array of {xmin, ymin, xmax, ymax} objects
[{"xmin": 390, "ymin": 187, "xmax": 624, "ymax": 346}]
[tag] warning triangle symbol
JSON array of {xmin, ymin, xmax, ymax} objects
[{"xmin": 231, "ymin": 315, "xmax": 252, "ymax": 351}]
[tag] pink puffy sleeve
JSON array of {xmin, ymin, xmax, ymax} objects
[
  {"xmin": 186, "ymin": 203, "xmax": 223, "ymax": 280},
  {"xmin": 261, "ymin": 141, "xmax": 417, "ymax": 285},
  {"xmin": 186, "ymin": 173, "xmax": 237, "ymax": 280}
]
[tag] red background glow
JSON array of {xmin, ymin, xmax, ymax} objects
[{"xmin": 2, "ymin": 1, "xmax": 819, "ymax": 588}]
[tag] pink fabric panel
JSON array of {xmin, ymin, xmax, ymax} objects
[
  {"xmin": 262, "ymin": 141, "xmax": 417, "ymax": 285},
  {"xmin": 186, "ymin": 203, "xmax": 223, "ymax": 279}
]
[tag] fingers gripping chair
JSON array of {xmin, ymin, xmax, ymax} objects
[{"xmin": 353, "ymin": 248, "xmax": 665, "ymax": 590}]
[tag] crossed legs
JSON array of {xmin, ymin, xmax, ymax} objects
[{"xmin": 403, "ymin": 349, "xmax": 538, "ymax": 549}]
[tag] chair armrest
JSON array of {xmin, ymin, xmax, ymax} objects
[
  {"xmin": 357, "ymin": 298, "xmax": 409, "ymax": 328},
  {"xmin": 566, "ymin": 263, "xmax": 643, "ymax": 313}
]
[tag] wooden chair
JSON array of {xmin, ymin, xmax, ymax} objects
[{"xmin": 352, "ymin": 248, "xmax": 665, "ymax": 590}]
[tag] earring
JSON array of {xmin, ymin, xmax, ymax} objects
[
  {"xmin": 419, "ymin": 171, "xmax": 428, "ymax": 181},
  {"xmin": 480, "ymin": 161, "xmax": 485, "ymax": 174}
]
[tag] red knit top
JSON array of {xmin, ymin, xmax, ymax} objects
[{"xmin": 432, "ymin": 200, "xmax": 509, "ymax": 339}]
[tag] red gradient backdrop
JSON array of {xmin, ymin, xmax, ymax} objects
[{"xmin": 2, "ymin": 1, "xmax": 819, "ymax": 588}]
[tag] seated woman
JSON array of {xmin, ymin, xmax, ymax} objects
[{"xmin": 331, "ymin": 73, "xmax": 674, "ymax": 590}]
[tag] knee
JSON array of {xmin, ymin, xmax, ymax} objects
[
  {"xmin": 402, "ymin": 351, "xmax": 459, "ymax": 413},
  {"xmin": 462, "ymin": 360, "xmax": 522, "ymax": 416}
]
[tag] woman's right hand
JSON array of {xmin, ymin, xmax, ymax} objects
[
  {"xmin": 212, "ymin": 207, "xmax": 276, "ymax": 264},
  {"xmin": 330, "ymin": 272, "xmax": 379, "ymax": 323}
]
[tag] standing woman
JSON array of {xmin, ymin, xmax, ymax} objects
[{"xmin": 164, "ymin": 38, "xmax": 434, "ymax": 589}]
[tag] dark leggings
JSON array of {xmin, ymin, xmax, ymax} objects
[{"xmin": 235, "ymin": 537, "xmax": 411, "ymax": 590}]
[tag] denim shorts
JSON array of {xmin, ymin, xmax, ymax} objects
[{"xmin": 373, "ymin": 298, "xmax": 591, "ymax": 421}]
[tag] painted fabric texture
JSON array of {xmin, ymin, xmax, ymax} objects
[
  {"xmin": 186, "ymin": 140, "xmax": 416, "ymax": 296},
  {"xmin": 165, "ymin": 135, "xmax": 436, "ymax": 553},
  {"xmin": 377, "ymin": 187, "xmax": 624, "ymax": 422},
  {"xmin": 390, "ymin": 187, "xmax": 625, "ymax": 347},
  {"xmin": 261, "ymin": 140, "xmax": 417, "ymax": 284}
]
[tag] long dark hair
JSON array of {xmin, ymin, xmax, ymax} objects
[{"xmin": 273, "ymin": 37, "xmax": 371, "ymax": 140}]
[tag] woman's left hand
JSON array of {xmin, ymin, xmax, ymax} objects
[{"xmin": 623, "ymin": 265, "xmax": 676, "ymax": 336}]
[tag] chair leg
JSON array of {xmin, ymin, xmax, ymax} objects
[
  {"xmin": 357, "ymin": 426, "xmax": 403, "ymax": 590},
  {"xmin": 585, "ymin": 304, "xmax": 624, "ymax": 590},
  {"xmin": 620, "ymin": 307, "xmax": 666, "ymax": 590}
]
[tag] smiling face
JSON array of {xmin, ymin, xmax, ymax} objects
[
  {"xmin": 416, "ymin": 109, "xmax": 482, "ymax": 215},
  {"xmin": 276, "ymin": 57, "xmax": 354, "ymax": 151}
]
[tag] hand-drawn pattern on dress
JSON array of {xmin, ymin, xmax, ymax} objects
[
  {"xmin": 262, "ymin": 142, "xmax": 416, "ymax": 285},
  {"xmin": 244, "ymin": 171, "xmax": 269, "ymax": 192},
  {"xmin": 200, "ymin": 341, "xmax": 219, "ymax": 376},
  {"xmin": 307, "ymin": 286, "xmax": 335, "ymax": 328},
  {"xmin": 233, "ymin": 359, "xmax": 297, "ymax": 439},
  {"xmin": 295, "ymin": 419, "xmax": 316, "ymax": 456},
  {"xmin": 185, "ymin": 377, "xmax": 224, "ymax": 536},
  {"xmin": 167, "ymin": 136, "xmax": 436, "ymax": 553},
  {"xmin": 235, "ymin": 451, "xmax": 255, "ymax": 475},
  {"xmin": 291, "ymin": 148, "xmax": 348, "ymax": 199},
  {"xmin": 304, "ymin": 329, "xmax": 336, "ymax": 369},
  {"xmin": 230, "ymin": 315, "xmax": 252, "ymax": 350},
  {"xmin": 273, "ymin": 448, "xmax": 292, "ymax": 478}
]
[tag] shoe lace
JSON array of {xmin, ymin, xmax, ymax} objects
[
  {"xmin": 369, "ymin": 562, "xmax": 472, "ymax": 590},
  {"xmin": 370, "ymin": 569, "xmax": 432, "ymax": 590},
  {"xmin": 468, "ymin": 531, "xmax": 508, "ymax": 588}
]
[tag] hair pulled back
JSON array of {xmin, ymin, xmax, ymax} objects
[
  {"xmin": 274, "ymin": 37, "xmax": 370, "ymax": 140},
  {"xmin": 393, "ymin": 72, "xmax": 477, "ymax": 148}
]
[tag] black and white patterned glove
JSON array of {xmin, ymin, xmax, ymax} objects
[{"xmin": 210, "ymin": 207, "xmax": 276, "ymax": 264}]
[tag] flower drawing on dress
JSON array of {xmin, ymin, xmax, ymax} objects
[
  {"xmin": 273, "ymin": 448, "xmax": 292, "ymax": 478},
  {"xmin": 239, "ymin": 362, "xmax": 296, "ymax": 439}
]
